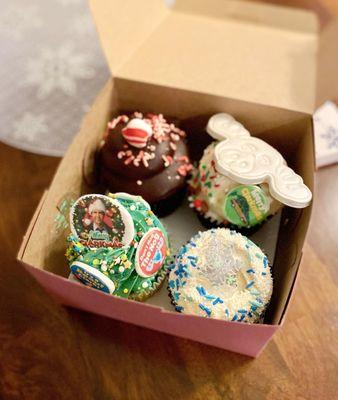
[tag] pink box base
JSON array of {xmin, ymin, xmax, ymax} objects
[{"xmin": 22, "ymin": 263, "xmax": 278, "ymax": 358}]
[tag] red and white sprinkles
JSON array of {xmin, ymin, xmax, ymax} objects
[{"xmin": 106, "ymin": 112, "xmax": 192, "ymax": 180}]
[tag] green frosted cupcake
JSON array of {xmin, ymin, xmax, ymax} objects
[{"xmin": 66, "ymin": 192, "xmax": 171, "ymax": 301}]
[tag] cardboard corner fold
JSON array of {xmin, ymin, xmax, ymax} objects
[
  {"xmin": 317, "ymin": 18, "xmax": 338, "ymax": 107},
  {"xmin": 89, "ymin": 0, "xmax": 169, "ymax": 76}
]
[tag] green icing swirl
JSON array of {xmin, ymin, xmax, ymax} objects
[{"xmin": 66, "ymin": 193, "xmax": 170, "ymax": 299}]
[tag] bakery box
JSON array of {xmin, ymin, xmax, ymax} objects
[{"xmin": 17, "ymin": 0, "xmax": 337, "ymax": 357}]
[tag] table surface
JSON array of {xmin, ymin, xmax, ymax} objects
[{"xmin": 1, "ymin": 1, "xmax": 338, "ymax": 399}]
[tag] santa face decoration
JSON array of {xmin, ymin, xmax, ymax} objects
[
  {"xmin": 70, "ymin": 194, "xmax": 135, "ymax": 249},
  {"xmin": 121, "ymin": 118, "xmax": 153, "ymax": 148}
]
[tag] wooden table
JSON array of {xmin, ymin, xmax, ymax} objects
[{"xmin": 1, "ymin": 2, "xmax": 338, "ymax": 399}]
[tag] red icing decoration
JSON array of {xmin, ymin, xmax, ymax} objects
[{"xmin": 135, "ymin": 228, "xmax": 167, "ymax": 277}]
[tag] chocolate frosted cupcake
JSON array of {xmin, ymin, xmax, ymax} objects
[
  {"xmin": 66, "ymin": 193, "xmax": 171, "ymax": 301},
  {"xmin": 189, "ymin": 113, "xmax": 312, "ymax": 232},
  {"xmin": 99, "ymin": 112, "xmax": 192, "ymax": 216}
]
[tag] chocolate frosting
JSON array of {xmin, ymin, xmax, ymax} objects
[{"xmin": 99, "ymin": 113, "xmax": 191, "ymax": 203}]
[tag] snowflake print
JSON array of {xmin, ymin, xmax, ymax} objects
[
  {"xmin": 12, "ymin": 113, "xmax": 48, "ymax": 143},
  {"xmin": 203, "ymin": 236, "xmax": 242, "ymax": 286},
  {"xmin": 321, "ymin": 126, "xmax": 338, "ymax": 149},
  {"xmin": 23, "ymin": 43, "xmax": 95, "ymax": 99},
  {"xmin": 0, "ymin": 4, "xmax": 43, "ymax": 41}
]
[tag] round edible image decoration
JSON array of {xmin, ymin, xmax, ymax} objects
[
  {"xmin": 70, "ymin": 261, "xmax": 116, "ymax": 294},
  {"xmin": 70, "ymin": 194, "xmax": 134, "ymax": 248},
  {"xmin": 224, "ymin": 185, "xmax": 270, "ymax": 227},
  {"xmin": 135, "ymin": 228, "xmax": 167, "ymax": 278}
]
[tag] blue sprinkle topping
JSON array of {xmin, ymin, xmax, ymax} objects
[
  {"xmin": 225, "ymin": 309, "xmax": 230, "ymax": 318},
  {"xmin": 239, "ymin": 314, "xmax": 246, "ymax": 322},
  {"xmin": 262, "ymin": 272, "xmax": 267, "ymax": 276},
  {"xmin": 169, "ymin": 280, "xmax": 175, "ymax": 289},
  {"xmin": 168, "ymin": 263, "xmax": 175, "ymax": 271},
  {"xmin": 212, "ymin": 297, "xmax": 224, "ymax": 305},
  {"xmin": 245, "ymin": 281, "xmax": 254, "ymax": 289},
  {"xmin": 204, "ymin": 294, "xmax": 216, "ymax": 301},
  {"xmin": 174, "ymin": 264, "xmax": 188, "ymax": 278},
  {"xmin": 175, "ymin": 306, "xmax": 184, "ymax": 312},
  {"xmin": 189, "ymin": 241, "xmax": 197, "ymax": 247},
  {"xmin": 174, "ymin": 292, "xmax": 180, "ymax": 301},
  {"xmin": 196, "ymin": 286, "xmax": 206, "ymax": 296},
  {"xmin": 238, "ymin": 309, "xmax": 247, "ymax": 314},
  {"xmin": 231, "ymin": 314, "xmax": 238, "ymax": 321},
  {"xmin": 190, "ymin": 261, "xmax": 197, "ymax": 268},
  {"xmin": 250, "ymin": 300, "xmax": 261, "ymax": 309},
  {"xmin": 263, "ymin": 257, "xmax": 268, "ymax": 268},
  {"xmin": 199, "ymin": 303, "xmax": 211, "ymax": 317},
  {"xmin": 246, "ymin": 269, "xmax": 255, "ymax": 274},
  {"xmin": 175, "ymin": 278, "xmax": 180, "ymax": 290},
  {"xmin": 181, "ymin": 245, "xmax": 188, "ymax": 253},
  {"xmin": 187, "ymin": 255, "xmax": 197, "ymax": 261}
]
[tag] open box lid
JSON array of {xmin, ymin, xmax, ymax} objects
[{"xmin": 89, "ymin": 0, "xmax": 337, "ymax": 114}]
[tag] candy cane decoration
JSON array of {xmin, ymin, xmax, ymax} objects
[{"xmin": 122, "ymin": 118, "xmax": 153, "ymax": 148}]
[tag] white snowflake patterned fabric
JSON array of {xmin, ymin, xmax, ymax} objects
[
  {"xmin": 314, "ymin": 101, "xmax": 338, "ymax": 168},
  {"xmin": 0, "ymin": 0, "xmax": 109, "ymax": 156}
]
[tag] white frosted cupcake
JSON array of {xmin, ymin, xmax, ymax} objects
[
  {"xmin": 189, "ymin": 113, "xmax": 312, "ymax": 231},
  {"xmin": 168, "ymin": 228, "xmax": 272, "ymax": 323}
]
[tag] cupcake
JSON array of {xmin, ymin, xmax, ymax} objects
[
  {"xmin": 168, "ymin": 228, "xmax": 272, "ymax": 323},
  {"xmin": 66, "ymin": 193, "xmax": 171, "ymax": 301},
  {"xmin": 188, "ymin": 113, "xmax": 312, "ymax": 231},
  {"xmin": 99, "ymin": 112, "xmax": 192, "ymax": 216}
]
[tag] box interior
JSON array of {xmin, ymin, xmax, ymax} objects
[{"xmin": 20, "ymin": 78, "xmax": 314, "ymax": 326}]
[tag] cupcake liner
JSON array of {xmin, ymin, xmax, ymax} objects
[
  {"xmin": 131, "ymin": 264, "xmax": 169, "ymax": 301},
  {"xmin": 150, "ymin": 187, "xmax": 186, "ymax": 217},
  {"xmin": 167, "ymin": 281, "xmax": 183, "ymax": 313},
  {"xmin": 195, "ymin": 208, "xmax": 274, "ymax": 236}
]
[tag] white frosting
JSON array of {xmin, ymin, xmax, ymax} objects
[
  {"xmin": 207, "ymin": 113, "xmax": 250, "ymax": 141},
  {"xmin": 207, "ymin": 113, "xmax": 312, "ymax": 208},
  {"xmin": 188, "ymin": 143, "xmax": 281, "ymax": 224},
  {"xmin": 169, "ymin": 229, "xmax": 273, "ymax": 323}
]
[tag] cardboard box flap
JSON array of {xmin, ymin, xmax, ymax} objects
[
  {"xmin": 173, "ymin": 0, "xmax": 318, "ymax": 34},
  {"xmin": 317, "ymin": 18, "xmax": 338, "ymax": 107},
  {"xmin": 90, "ymin": 0, "xmax": 318, "ymax": 113},
  {"xmin": 89, "ymin": 0, "xmax": 169, "ymax": 74}
]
